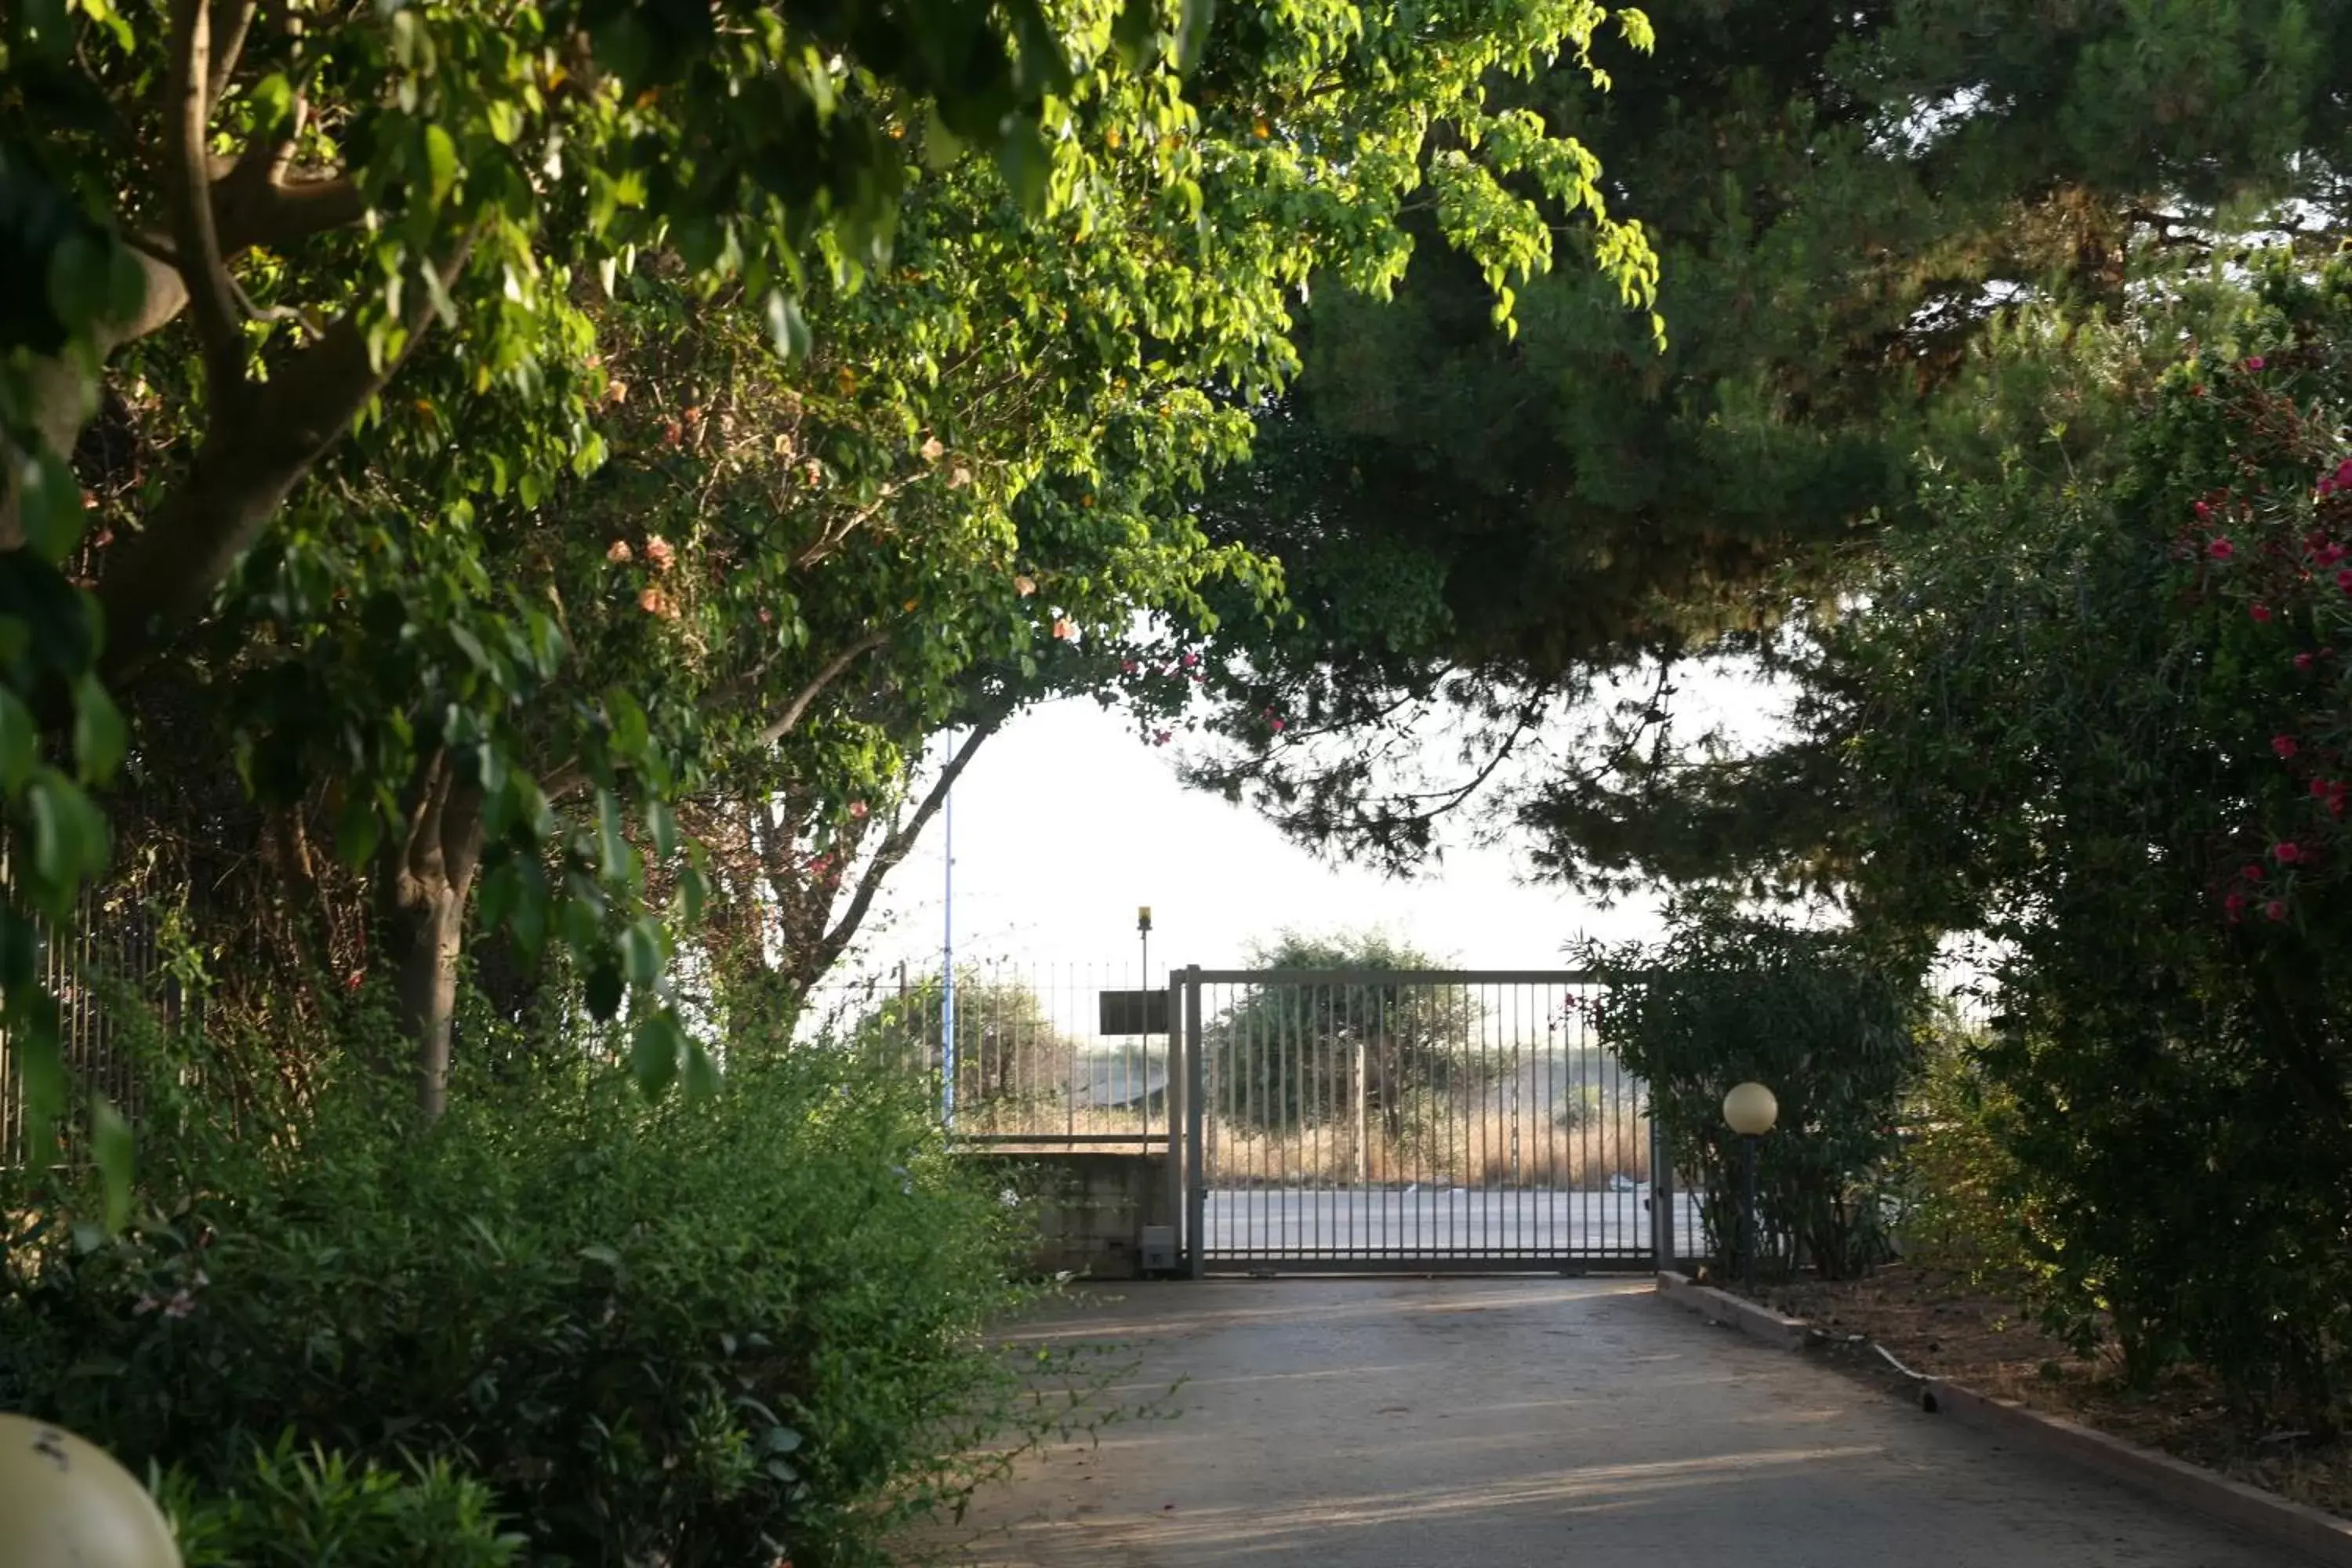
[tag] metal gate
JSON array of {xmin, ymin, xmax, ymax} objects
[{"xmin": 1171, "ymin": 967, "xmax": 1691, "ymax": 1273}]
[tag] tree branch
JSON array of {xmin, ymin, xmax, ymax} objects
[
  {"xmin": 164, "ymin": 0, "xmax": 249, "ymax": 406},
  {"xmin": 754, "ymin": 630, "xmax": 891, "ymax": 748},
  {"xmin": 205, "ymin": 0, "xmax": 261, "ymax": 107},
  {"xmin": 96, "ymin": 230, "xmax": 480, "ymax": 683},
  {"xmin": 809, "ymin": 708, "xmax": 1010, "ymax": 979}
]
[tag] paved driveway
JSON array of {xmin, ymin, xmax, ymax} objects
[{"xmin": 920, "ymin": 1277, "xmax": 2281, "ymax": 1568}]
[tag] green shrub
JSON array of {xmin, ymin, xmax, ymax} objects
[
  {"xmin": 1887, "ymin": 1010, "xmax": 2034, "ymax": 1283},
  {"xmin": 159, "ymin": 1437, "xmax": 523, "ymax": 1566},
  {"xmin": 2, "ymin": 1003, "xmax": 1047, "ymax": 1567},
  {"xmin": 1581, "ymin": 899, "xmax": 1922, "ymax": 1280}
]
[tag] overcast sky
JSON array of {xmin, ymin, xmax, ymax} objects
[{"xmin": 834, "ymin": 661, "xmax": 1790, "ymax": 994}]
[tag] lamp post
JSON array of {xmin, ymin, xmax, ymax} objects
[{"xmin": 1722, "ymin": 1081, "xmax": 1779, "ymax": 1296}]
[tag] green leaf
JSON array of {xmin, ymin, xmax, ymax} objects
[
  {"xmin": 1112, "ymin": 0, "xmax": 1160, "ymax": 70},
  {"xmin": 0, "ymin": 688, "xmax": 38, "ymax": 792},
  {"xmin": 423, "ymin": 124, "xmax": 460, "ymax": 206},
  {"xmin": 682, "ymin": 1040, "xmax": 722, "ymax": 1102},
  {"xmin": 336, "ymin": 785, "xmax": 383, "ymax": 871},
  {"xmin": 26, "ymin": 773, "xmax": 106, "ymax": 916},
  {"xmin": 20, "ymin": 446, "xmax": 86, "ymax": 562},
  {"xmin": 995, "ymin": 122, "xmax": 1053, "ymax": 219},
  {"xmin": 605, "ymin": 688, "xmax": 650, "ymax": 758},
  {"xmin": 71, "ymin": 673, "xmax": 125, "ymax": 784},
  {"xmin": 646, "ymin": 796, "xmax": 679, "ymax": 859},
  {"xmin": 1175, "ymin": 0, "xmax": 1214, "ymax": 72},
  {"xmin": 764, "ymin": 290, "xmax": 813, "ymax": 360},
  {"xmin": 621, "ymin": 916, "xmax": 663, "ymax": 989},
  {"xmin": 631, "ymin": 1009, "xmax": 683, "ymax": 1097},
  {"xmin": 597, "ymin": 790, "xmax": 630, "ymax": 882},
  {"xmin": 91, "ymin": 1093, "xmax": 132, "ymax": 1233},
  {"xmin": 584, "ymin": 958, "xmax": 625, "ymax": 1022}
]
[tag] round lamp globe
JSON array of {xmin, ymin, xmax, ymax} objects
[{"xmin": 1722, "ymin": 1081, "xmax": 1779, "ymax": 1137}]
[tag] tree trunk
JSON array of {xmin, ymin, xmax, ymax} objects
[{"xmin": 381, "ymin": 753, "xmax": 485, "ymax": 1121}]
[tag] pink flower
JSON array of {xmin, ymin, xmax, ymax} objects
[
  {"xmin": 644, "ymin": 535, "xmax": 677, "ymax": 572},
  {"xmin": 2195, "ymin": 501, "xmax": 2213, "ymax": 521},
  {"xmin": 606, "ymin": 539, "xmax": 633, "ymax": 564},
  {"xmin": 2241, "ymin": 863, "xmax": 2267, "ymax": 882},
  {"xmin": 2274, "ymin": 841, "xmax": 2308, "ymax": 865},
  {"xmin": 2245, "ymin": 355, "xmax": 2267, "ymax": 371},
  {"xmin": 2252, "ymin": 602, "xmax": 2274, "ymax": 622},
  {"xmin": 2338, "ymin": 569, "xmax": 2352, "ymax": 594},
  {"xmin": 2296, "ymin": 652, "xmax": 2317, "ymax": 671},
  {"xmin": 848, "ymin": 800, "xmax": 869, "ymax": 820},
  {"xmin": 2265, "ymin": 898, "xmax": 2289, "ymax": 921},
  {"xmin": 2318, "ymin": 544, "xmax": 2348, "ymax": 567},
  {"xmin": 1121, "ymin": 659, "xmax": 1140, "ymax": 675},
  {"xmin": 1270, "ymin": 717, "xmax": 1286, "ymax": 732},
  {"xmin": 2206, "ymin": 535, "xmax": 2233, "ymax": 559},
  {"xmin": 2274, "ymin": 735, "xmax": 2299, "ymax": 758},
  {"xmin": 2336, "ymin": 459, "xmax": 2352, "ymax": 488},
  {"xmin": 1180, "ymin": 652, "xmax": 1199, "ymax": 669},
  {"xmin": 2314, "ymin": 778, "xmax": 2336, "ymax": 799},
  {"xmin": 1152, "ymin": 729, "xmax": 1172, "ymax": 747}
]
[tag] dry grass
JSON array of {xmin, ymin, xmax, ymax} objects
[{"xmin": 951, "ymin": 1101, "xmax": 1652, "ymax": 1191}]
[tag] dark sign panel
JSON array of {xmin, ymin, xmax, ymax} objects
[{"xmin": 1097, "ymin": 989, "xmax": 1171, "ymax": 1036}]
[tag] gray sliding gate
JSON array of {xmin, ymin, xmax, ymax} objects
[{"xmin": 1173, "ymin": 967, "xmax": 1694, "ymax": 1274}]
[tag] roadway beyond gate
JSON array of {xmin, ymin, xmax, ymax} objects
[{"xmin": 1174, "ymin": 969, "xmax": 1701, "ymax": 1273}]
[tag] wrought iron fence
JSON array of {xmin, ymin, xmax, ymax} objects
[
  {"xmin": 0, "ymin": 878, "xmax": 180, "ymax": 1168},
  {"xmin": 789, "ymin": 958, "xmax": 1174, "ymax": 1150}
]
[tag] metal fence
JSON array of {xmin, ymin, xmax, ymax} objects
[
  {"xmin": 791, "ymin": 959, "xmax": 1175, "ymax": 1152},
  {"xmin": 1178, "ymin": 969, "xmax": 1697, "ymax": 1272},
  {"xmin": 0, "ymin": 881, "xmax": 177, "ymax": 1167}
]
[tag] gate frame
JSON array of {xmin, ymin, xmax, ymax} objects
[{"xmin": 1170, "ymin": 965, "xmax": 1676, "ymax": 1276}]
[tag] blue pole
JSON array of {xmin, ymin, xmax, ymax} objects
[{"xmin": 941, "ymin": 735, "xmax": 956, "ymax": 1127}]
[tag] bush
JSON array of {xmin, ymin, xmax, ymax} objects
[
  {"xmin": 1886, "ymin": 1009, "xmax": 2034, "ymax": 1284},
  {"xmin": 1821, "ymin": 259, "xmax": 2352, "ymax": 1425},
  {"xmin": 1581, "ymin": 899, "xmax": 1921, "ymax": 1280},
  {"xmin": 1, "ymin": 996, "xmax": 1047, "ymax": 1567},
  {"xmin": 159, "ymin": 1438, "xmax": 524, "ymax": 1566}
]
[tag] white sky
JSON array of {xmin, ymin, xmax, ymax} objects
[{"xmin": 837, "ymin": 662, "xmax": 1789, "ymax": 989}]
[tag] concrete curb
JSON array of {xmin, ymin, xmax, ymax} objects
[
  {"xmin": 1653, "ymin": 1268, "xmax": 1811, "ymax": 1351},
  {"xmin": 1653, "ymin": 1271, "xmax": 2352, "ymax": 1567}
]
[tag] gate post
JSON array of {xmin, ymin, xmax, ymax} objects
[
  {"xmin": 1650, "ymin": 1116, "xmax": 1674, "ymax": 1268},
  {"xmin": 1184, "ymin": 965, "xmax": 1207, "ymax": 1279}
]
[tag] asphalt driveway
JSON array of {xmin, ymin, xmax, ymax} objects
[{"xmin": 920, "ymin": 1276, "xmax": 2283, "ymax": 1567}]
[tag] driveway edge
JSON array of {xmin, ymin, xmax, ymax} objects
[{"xmin": 1654, "ymin": 1270, "xmax": 2352, "ymax": 1567}]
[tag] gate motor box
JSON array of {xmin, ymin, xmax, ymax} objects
[{"xmin": 1139, "ymin": 1225, "xmax": 1177, "ymax": 1273}]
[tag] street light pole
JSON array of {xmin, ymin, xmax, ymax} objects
[
  {"xmin": 1742, "ymin": 1132, "xmax": 1760, "ymax": 1296},
  {"xmin": 1722, "ymin": 1081, "xmax": 1780, "ymax": 1297}
]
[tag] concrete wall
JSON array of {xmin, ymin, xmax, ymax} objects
[{"xmin": 967, "ymin": 1151, "xmax": 1174, "ymax": 1279}]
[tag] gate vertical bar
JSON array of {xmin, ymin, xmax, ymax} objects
[
  {"xmin": 1165, "ymin": 969, "xmax": 1182, "ymax": 1263},
  {"xmin": 1185, "ymin": 964, "xmax": 1206, "ymax": 1279}
]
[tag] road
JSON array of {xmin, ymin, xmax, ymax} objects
[
  {"xmin": 916, "ymin": 1276, "xmax": 2282, "ymax": 1568},
  {"xmin": 1204, "ymin": 1186, "xmax": 1704, "ymax": 1261}
]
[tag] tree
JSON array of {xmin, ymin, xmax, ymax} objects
[
  {"xmin": 1157, "ymin": 0, "xmax": 2351, "ymax": 880},
  {"xmin": 4, "ymin": 0, "xmax": 1669, "ymax": 1135},
  {"xmin": 1203, "ymin": 931, "xmax": 1483, "ymax": 1142}
]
